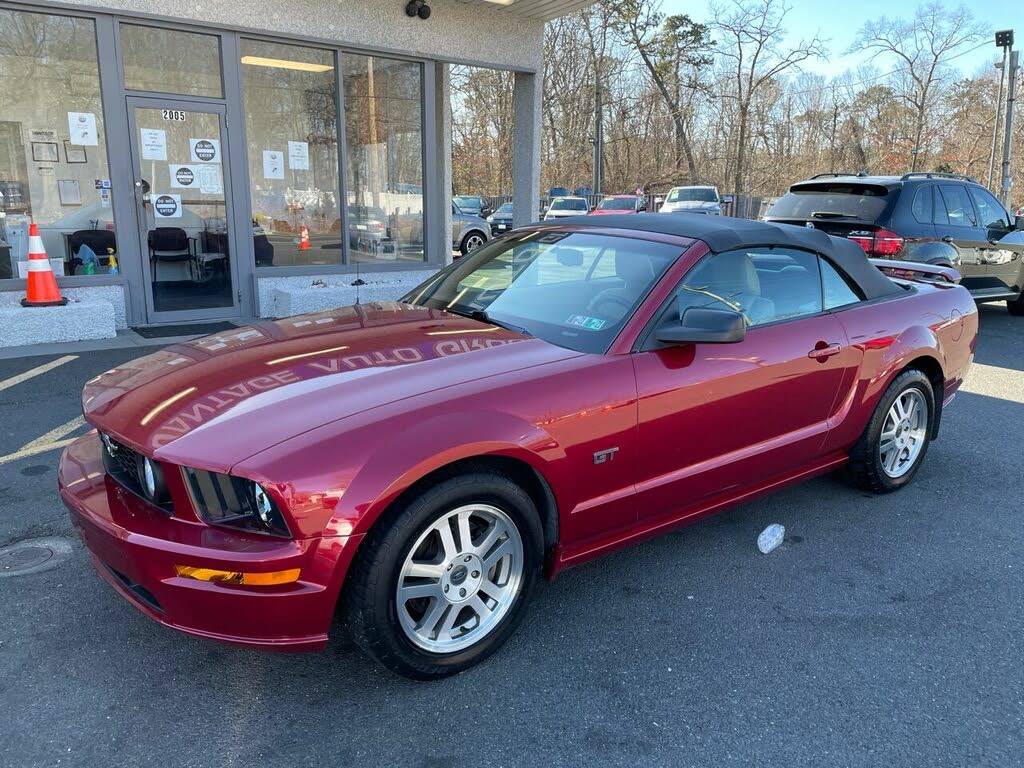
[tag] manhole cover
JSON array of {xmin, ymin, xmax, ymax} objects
[{"xmin": 0, "ymin": 537, "xmax": 74, "ymax": 577}]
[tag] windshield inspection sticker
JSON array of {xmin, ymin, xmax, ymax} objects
[{"xmin": 566, "ymin": 314, "xmax": 606, "ymax": 330}]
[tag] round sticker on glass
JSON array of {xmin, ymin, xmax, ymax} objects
[
  {"xmin": 175, "ymin": 167, "xmax": 194, "ymax": 186},
  {"xmin": 193, "ymin": 140, "xmax": 216, "ymax": 162},
  {"xmin": 154, "ymin": 194, "xmax": 180, "ymax": 218}
]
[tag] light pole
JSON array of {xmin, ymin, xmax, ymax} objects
[
  {"xmin": 995, "ymin": 29, "xmax": 1018, "ymax": 208},
  {"xmin": 987, "ymin": 56, "xmax": 1006, "ymax": 190}
]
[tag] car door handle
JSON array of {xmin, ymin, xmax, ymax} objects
[
  {"xmin": 941, "ymin": 236, "xmax": 954, "ymax": 243},
  {"xmin": 808, "ymin": 342, "xmax": 842, "ymax": 361}
]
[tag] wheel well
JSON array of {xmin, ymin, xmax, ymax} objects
[
  {"xmin": 462, "ymin": 229, "xmax": 487, "ymax": 244},
  {"xmin": 372, "ymin": 455, "xmax": 559, "ymax": 554},
  {"xmin": 902, "ymin": 355, "xmax": 944, "ymax": 438}
]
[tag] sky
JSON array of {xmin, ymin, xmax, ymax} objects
[{"xmin": 662, "ymin": 0, "xmax": 1015, "ymax": 79}]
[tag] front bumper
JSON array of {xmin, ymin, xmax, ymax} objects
[{"xmin": 58, "ymin": 432, "xmax": 362, "ymax": 652}]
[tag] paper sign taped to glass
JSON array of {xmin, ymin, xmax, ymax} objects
[
  {"xmin": 67, "ymin": 112, "xmax": 98, "ymax": 145},
  {"xmin": 141, "ymin": 128, "xmax": 167, "ymax": 161},
  {"xmin": 197, "ymin": 165, "xmax": 223, "ymax": 194}
]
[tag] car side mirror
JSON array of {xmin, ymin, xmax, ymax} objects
[
  {"xmin": 655, "ymin": 307, "xmax": 746, "ymax": 345},
  {"xmin": 1015, "ymin": 216, "xmax": 1024, "ymax": 231}
]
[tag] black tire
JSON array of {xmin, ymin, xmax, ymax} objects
[
  {"xmin": 343, "ymin": 469, "xmax": 543, "ymax": 680},
  {"xmin": 847, "ymin": 369, "xmax": 936, "ymax": 494},
  {"xmin": 460, "ymin": 231, "xmax": 487, "ymax": 255},
  {"xmin": 1007, "ymin": 293, "xmax": 1024, "ymax": 316}
]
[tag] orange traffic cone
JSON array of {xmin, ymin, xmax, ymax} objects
[
  {"xmin": 299, "ymin": 225, "xmax": 310, "ymax": 251},
  {"xmin": 21, "ymin": 223, "xmax": 67, "ymax": 307}
]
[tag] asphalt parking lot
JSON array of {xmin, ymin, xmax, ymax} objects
[{"xmin": 0, "ymin": 304, "xmax": 1021, "ymax": 768}]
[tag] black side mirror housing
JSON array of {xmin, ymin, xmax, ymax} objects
[
  {"xmin": 655, "ymin": 306, "xmax": 746, "ymax": 345},
  {"xmin": 1015, "ymin": 216, "xmax": 1024, "ymax": 231}
]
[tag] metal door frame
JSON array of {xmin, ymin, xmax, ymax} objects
[{"xmin": 126, "ymin": 95, "xmax": 243, "ymax": 323}]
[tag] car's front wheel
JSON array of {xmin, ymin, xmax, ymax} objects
[
  {"xmin": 344, "ymin": 469, "xmax": 543, "ymax": 679},
  {"xmin": 847, "ymin": 369, "xmax": 935, "ymax": 493}
]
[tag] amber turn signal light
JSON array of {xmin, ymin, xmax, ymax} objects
[{"xmin": 174, "ymin": 565, "xmax": 300, "ymax": 586}]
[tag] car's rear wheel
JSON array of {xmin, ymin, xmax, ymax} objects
[
  {"xmin": 344, "ymin": 470, "xmax": 542, "ymax": 680},
  {"xmin": 847, "ymin": 369, "xmax": 935, "ymax": 493},
  {"xmin": 460, "ymin": 231, "xmax": 487, "ymax": 255}
]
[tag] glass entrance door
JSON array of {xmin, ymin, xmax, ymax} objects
[{"xmin": 127, "ymin": 98, "xmax": 240, "ymax": 322}]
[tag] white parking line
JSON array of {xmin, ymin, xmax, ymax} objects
[
  {"xmin": 0, "ymin": 355, "xmax": 78, "ymax": 394},
  {"xmin": 0, "ymin": 415, "xmax": 88, "ymax": 466}
]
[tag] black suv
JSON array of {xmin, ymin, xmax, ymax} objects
[{"xmin": 764, "ymin": 172, "xmax": 1024, "ymax": 315}]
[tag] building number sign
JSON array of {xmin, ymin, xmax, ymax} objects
[{"xmin": 161, "ymin": 109, "xmax": 187, "ymax": 121}]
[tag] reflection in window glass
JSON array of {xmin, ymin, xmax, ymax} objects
[
  {"xmin": 121, "ymin": 25, "xmax": 223, "ymax": 97},
  {"xmin": 406, "ymin": 233, "xmax": 678, "ymax": 353},
  {"xmin": 241, "ymin": 40, "xmax": 340, "ymax": 267},
  {"xmin": 0, "ymin": 9, "xmax": 116, "ymax": 278},
  {"xmin": 343, "ymin": 55, "xmax": 424, "ymax": 264}
]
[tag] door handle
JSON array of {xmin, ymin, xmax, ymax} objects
[
  {"xmin": 941, "ymin": 236, "xmax": 954, "ymax": 243},
  {"xmin": 808, "ymin": 342, "xmax": 842, "ymax": 361}
]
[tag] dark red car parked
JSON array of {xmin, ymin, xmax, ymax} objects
[{"xmin": 59, "ymin": 214, "xmax": 977, "ymax": 679}]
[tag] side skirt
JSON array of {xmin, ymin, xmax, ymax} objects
[{"xmin": 548, "ymin": 452, "xmax": 849, "ymax": 579}]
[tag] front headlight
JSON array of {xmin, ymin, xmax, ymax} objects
[
  {"xmin": 135, "ymin": 454, "xmax": 170, "ymax": 506},
  {"xmin": 486, "ymin": 215, "xmax": 494, "ymax": 222},
  {"xmin": 184, "ymin": 468, "xmax": 291, "ymax": 538}
]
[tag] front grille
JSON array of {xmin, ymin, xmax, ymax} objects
[
  {"xmin": 99, "ymin": 433, "xmax": 174, "ymax": 514},
  {"xmin": 185, "ymin": 468, "xmax": 258, "ymax": 524}
]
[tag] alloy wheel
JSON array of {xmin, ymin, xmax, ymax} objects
[
  {"xmin": 396, "ymin": 503, "xmax": 523, "ymax": 653},
  {"xmin": 879, "ymin": 388, "xmax": 928, "ymax": 478},
  {"xmin": 464, "ymin": 234, "xmax": 485, "ymax": 252}
]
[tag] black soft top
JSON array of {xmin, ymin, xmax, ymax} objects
[{"xmin": 538, "ymin": 212, "xmax": 902, "ymax": 300}]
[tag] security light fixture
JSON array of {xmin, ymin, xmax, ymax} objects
[
  {"xmin": 995, "ymin": 30, "xmax": 1013, "ymax": 49},
  {"xmin": 406, "ymin": 0, "xmax": 431, "ymax": 19}
]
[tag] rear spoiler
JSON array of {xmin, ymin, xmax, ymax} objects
[{"xmin": 870, "ymin": 259, "xmax": 961, "ymax": 285}]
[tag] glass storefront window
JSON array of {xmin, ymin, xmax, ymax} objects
[
  {"xmin": 121, "ymin": 24, "xmax": 223, "ymax": 98},
  {"xmin": 0, "ymin": 9, "xmax": 116, "ymax": 279},
  {"xmin": 241, "ymin": 40, "xmax": 340, "ymax": 267},
  {"xmin": 343, "ymin": 55, "xmax": 425, "ymax": 264}
]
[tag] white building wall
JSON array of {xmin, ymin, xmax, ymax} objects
[{"xmin": 51, "ymin": 0, "xmax": 545, "ymax": 72}]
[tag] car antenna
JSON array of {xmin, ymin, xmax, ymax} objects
[{"xmin": 351, "ymin": 258, "xmax": 365, "ymax": 304}]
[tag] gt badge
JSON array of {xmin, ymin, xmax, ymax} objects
[{"xmin": 593, "ymin": 447, "xmax": 619, "ymax": 465}]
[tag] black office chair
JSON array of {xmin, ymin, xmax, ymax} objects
[
  {"xmin": 68, "ymin": 229, "xmax": 117, "ymax": 274},
  {"xmin": 148, "ymin": 227, "xmax": 192, "ymax": 280}
]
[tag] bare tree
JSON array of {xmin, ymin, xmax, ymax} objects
[
  {"xmin": 850, "ymin": 2, "xmax": 985, "ymax": 170},
  {"xmin": 713, "ymin": 0, "xmax": 825, "ymax": 215},
  {"xmin": 606, "ymin": 0, "xmax": 712, "ymax": 183}
]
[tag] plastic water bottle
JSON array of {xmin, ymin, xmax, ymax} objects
[{"xmin": 757, "ymin": 524, "xmax": 785, "ymax": 554}]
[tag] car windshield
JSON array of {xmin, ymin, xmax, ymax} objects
[
  {"xmin": 454, "ymin": 197, "xmax": 480, "ymax": 210},
  {"xmin": 668, "ymin": 188, "xmax": 717, "ymax": 203},
  {"xmin": 403, "ymin": 231, "xmax": 681, "ymax": 353},
  {"xmin": 350, "ymin": 207, "xmax": 386, "ymax": 221},
  {"xmin": 496, "ymin": 203, "xmax": 513, "ymax": 215},
  {"xmin": 767, "ymin": 183, "xmax": 890, "ymax": 220},
  {"xmin": 596, "ymin": 197, "xmax": 637, "ymax": 211},
  {"xmin": 550, "ymin": 198, "xmax": 588, "ymax": 211}
]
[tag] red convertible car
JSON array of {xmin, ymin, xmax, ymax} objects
[{"xmin": 59, "ymin": 214, "xmax": 977, "ymax": 679}]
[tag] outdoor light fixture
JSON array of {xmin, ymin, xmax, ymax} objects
[
  {"xmin": 406, "ymin": 0, "xmax": 431, "ymax": 19},
  {"xmin": 995, "ymin": 29, "xmax": 1013, "ymax": 49}
]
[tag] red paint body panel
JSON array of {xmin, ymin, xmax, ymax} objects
[{"xmin": 59, "ymin": 229, "xmax": 978, "ymax": 651}]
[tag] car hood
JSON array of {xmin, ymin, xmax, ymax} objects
[{"xmin": 82, "ymin": 303, "xmax": 576, "ymax": 471}]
